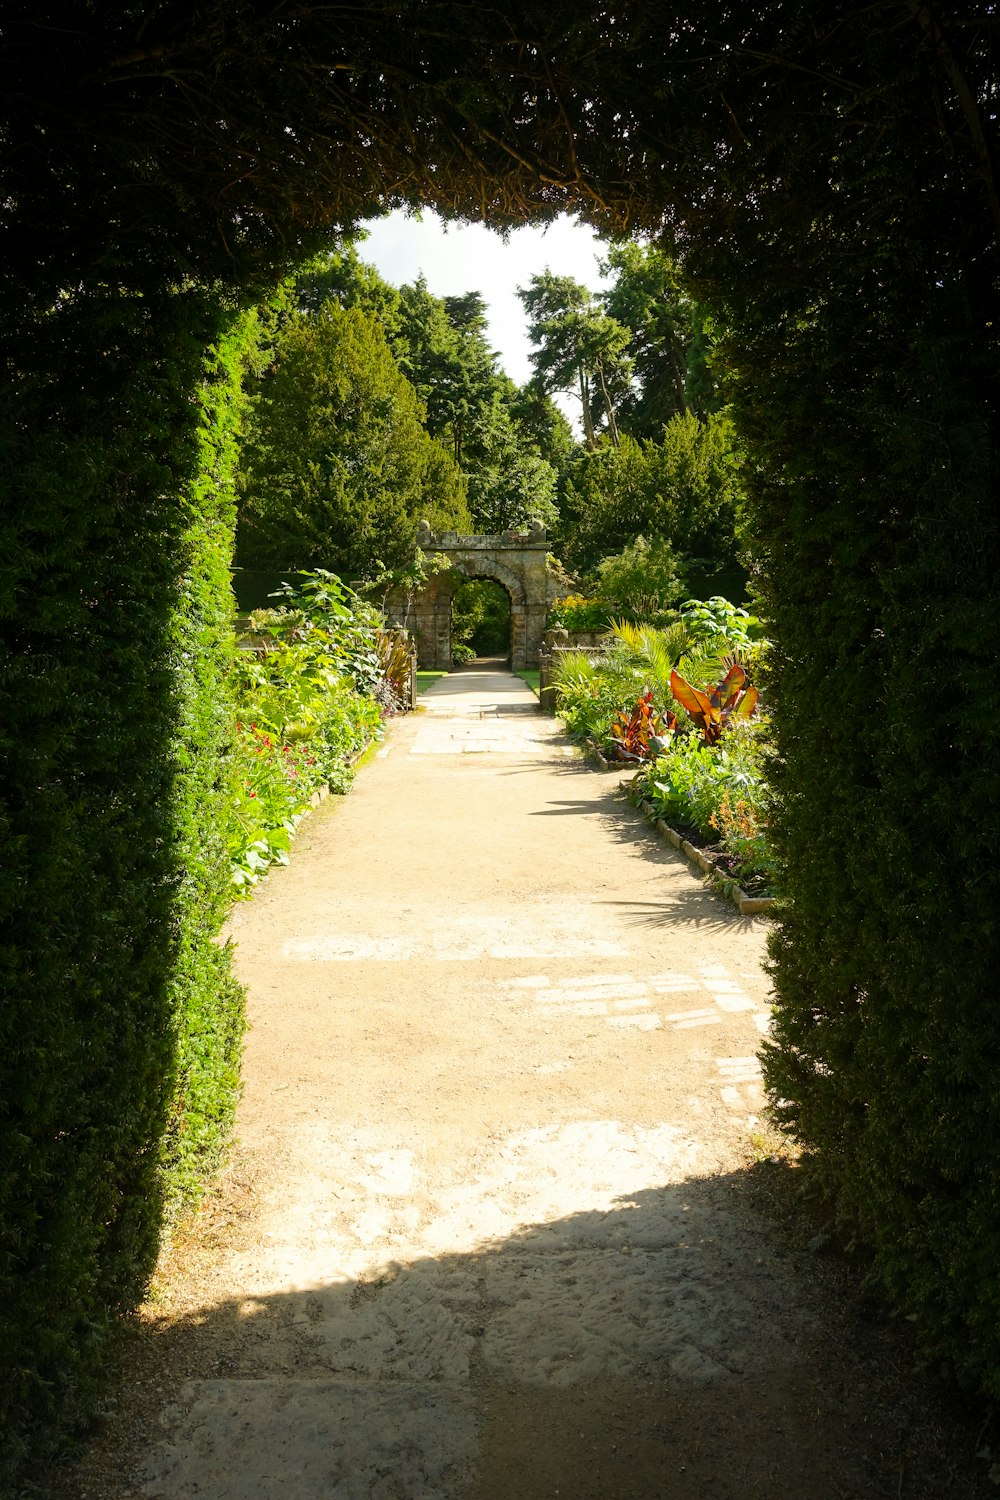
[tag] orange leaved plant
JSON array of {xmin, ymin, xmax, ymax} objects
[
  {"xmin": 669, "ymin": 662, "xmax": 759, "ymax": 745},
  {"xmin": 608, "ymin": 691, "xmax": 675, "ymax": 763}
]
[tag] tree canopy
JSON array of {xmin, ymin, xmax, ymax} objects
[
  {"xmin": 236, "ymin": 299, "xmax": 469, "ymax": 577},
  {"xmin": 518, "ymin": 271, "xmax": 632, "ymax": 448},
  {"xmin": 600, "ymin": 242, "xmax": 718, "ymax": 433},
  {"xmin": 557, "ymin": 412, "xmax": 744, "ymax": 576},
  {"xmin": 389, "ymin": 272, "xmax": 563, "ymax": 534}
]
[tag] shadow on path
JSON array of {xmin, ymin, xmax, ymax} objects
[{"xmin": 127, "ymin": 1165, "xmax": 989, "ymax": 1500}]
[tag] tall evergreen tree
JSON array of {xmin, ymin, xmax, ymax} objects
[
  {"xmin": 395, "ymin": 275, "xmax": 561, "ymax": 530},
  {"xmin": 517, "ymin": 271, "xmax": 632, "ymax": 447},
  {"xmin": 237, "ymin": 302, "xmax": 468, "ymax": 577},
  {"xmin": 295, "ymin": 243, "xmax": 402, "ymax": 338},
  {"xmin": 600, "ymin": 241, "xmax": 718, "ymax": 432}
]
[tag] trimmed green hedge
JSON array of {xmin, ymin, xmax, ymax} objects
[
  {"xmin": 706, "ymin": 103, "xmax": 1000, "ymax": 1386},
  {"xmin": 0, "ymin": 288, "xmax": 252, "ymax": 1467},
  {"xmin": 756, "ymin": 302, "xmax": 1000, "ymax": 1387}
]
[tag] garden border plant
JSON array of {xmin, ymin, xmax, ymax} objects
[
  {"xmin": 624, "ymin": 775, "xmax": 775, "ymax": 917},
  {"xmin": 550, "ymin": 605, "xmax": 776, "ymax": 910},
  {"xmin": 229, "ymin": 570, "xmax": 400, "ymax": 893}
]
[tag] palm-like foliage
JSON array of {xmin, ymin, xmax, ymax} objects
[
  {"xmin": 669, "ymin": 661, "xmax": 758, "ymax": 745},
  {"xmin": 608, "ymin": 618, "xmax": 691, "ymax": 702},
  {"xmin": 550, "ymin": 648, "xmax": 601, "ymax": 693}
]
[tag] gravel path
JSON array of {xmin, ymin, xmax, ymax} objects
[{"xmin": 58, "ymin": 666, "xmax": 994, "ymax": 1500}]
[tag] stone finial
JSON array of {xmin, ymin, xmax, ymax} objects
[{"xmin": 529, "ymin": 518, "xmax": 546, "ymax": 538}]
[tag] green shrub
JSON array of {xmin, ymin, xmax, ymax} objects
[
  {"xmin": 587, "ymin": 535, "xmax": 688, "ymax": 623},
  {"xmin": 551, "ymin": 607, "xmax": 775, "ymax": 888},
  {"xmin": 552, "ymin": 617, "xmax": 690, "ymax": 745},
  {"xmin": 680, "ymin": 595, "xmax": 760, "ymax": 651},
  {"xmin": 552, "ymin": 649, "xmax": 636, "ymax": 742},
  {"xmin": 230, "ymin": 571, "xmax": 390, "ymax": 889},
  {"xmin": 638, "ymin": 722, "xmax": 776, "ymax": 889}
]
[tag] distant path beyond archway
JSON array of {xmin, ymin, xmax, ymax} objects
[{"xmin": 386, "ymin": 520, "xmax": 561, "ymax": 670}]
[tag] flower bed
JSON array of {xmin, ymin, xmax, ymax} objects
[
  {"xmin": 550, "ymin": 607, "xmax": 777, "ymax": 903},
  {"xmin": 229, "ymin": 572, "xmax": 406, "ymax": 891},
  {"xmin": 629, "ymin": 725, "xmax": 776, "ymax": 900},
  {"xmin": 625, "ymin": 783, "xmax": 774, "ymax": 916}
]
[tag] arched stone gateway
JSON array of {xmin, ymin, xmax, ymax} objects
[{"xmin": 385, "ymin": 520, "xmax": 561, "ymax": 671}]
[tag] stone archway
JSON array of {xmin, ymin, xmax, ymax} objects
[{"xmin": 386, "ymin": 521, "xmax": 560, "ymax": 671}]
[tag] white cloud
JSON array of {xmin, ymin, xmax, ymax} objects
[{"xmin": 358, "ymin": 210, "xmax": 611, "ymax": 397}]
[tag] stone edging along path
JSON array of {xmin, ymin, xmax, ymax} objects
[
  {"xmin": 629, "ymin": 789, "xmax": 775, "ymax": 917},
  {"xmin": 582, "ymin": 738, "xmax": 775, "ymax": 917}
]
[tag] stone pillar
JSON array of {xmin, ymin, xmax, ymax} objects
[
  {"xmin": 432, "ymin": 586, "xmax": 452, "ymax": 669},
  {"xmin": 402, "ymin": 576, "xmax": 453, "ymax": 670},
  {"xmin": 407, "ymin": 639, "xmax": 418, "ymax": 708},
  {"xmin": 510, "ymin": 602, "xmax": 527, "ymax": 670},
  {"xmin": 523, "ymin": 601, "xmax": 549, "ymax": 669},
  {"xmin": 538, "ymin": 645, "xmax": 555, "ymax": 713}
]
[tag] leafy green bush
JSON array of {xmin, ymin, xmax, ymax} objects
[
  {"xmin": 551, "ymin": 615, "xmax": 691, "ymax": 745},
  {"xmin": 587, "ymin": 535, "xmax": 688, "ymax": 624},
  {"xmin": 637, "ymin": 723, "xmax": 776, "ymax": 890},
  {"xmin": 551, "ymin": 652, "xmax": 615, "ymax": 740},
  {"xmin": 552, "ymin": 649, "xmax": 637, "ymax": 743},
  {"xmin": 680, "ymin": 595, "xmax": 760, "ymax": 651},
  {"xmin": 262, "ymin": 569, "xmax": 387, "ymax": 696},
  {"xmin": 230, "ymin": 571, "xmax": 389, "ymax": 889},
  {"xmin": 643, "ymin": 736, "xmax": 739, "ymax": 836}
]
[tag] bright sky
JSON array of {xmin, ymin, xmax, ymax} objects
[{"xmin": 359, "ymin": 209, "xmax": 610, "ymax": 390}]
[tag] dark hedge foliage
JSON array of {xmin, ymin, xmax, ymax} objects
[
  {"xmin": 0, "ymin": 283, "xmax": 251, "ymax": 1467},
  {"xmin": 756, "ymin": 295, "xmax": 1000, "ymax": 1386},
  {"xmin": 668, "ymin": 13, "xmax": 1000, "ymax": 1390}
]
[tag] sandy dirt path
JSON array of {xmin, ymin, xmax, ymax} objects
[{"xmin": 70, "ymin": 667, "xmax": 990, "ymax": 1500}]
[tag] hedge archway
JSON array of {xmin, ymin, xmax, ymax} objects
[{"xmin": 2, "ymin": 4, "xmax": 998, "ymax": 1463}]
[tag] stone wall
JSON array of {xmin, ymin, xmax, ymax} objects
[{"xmin": 537, "ymin": 626, "xmax": 612, "ymax": 714}]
